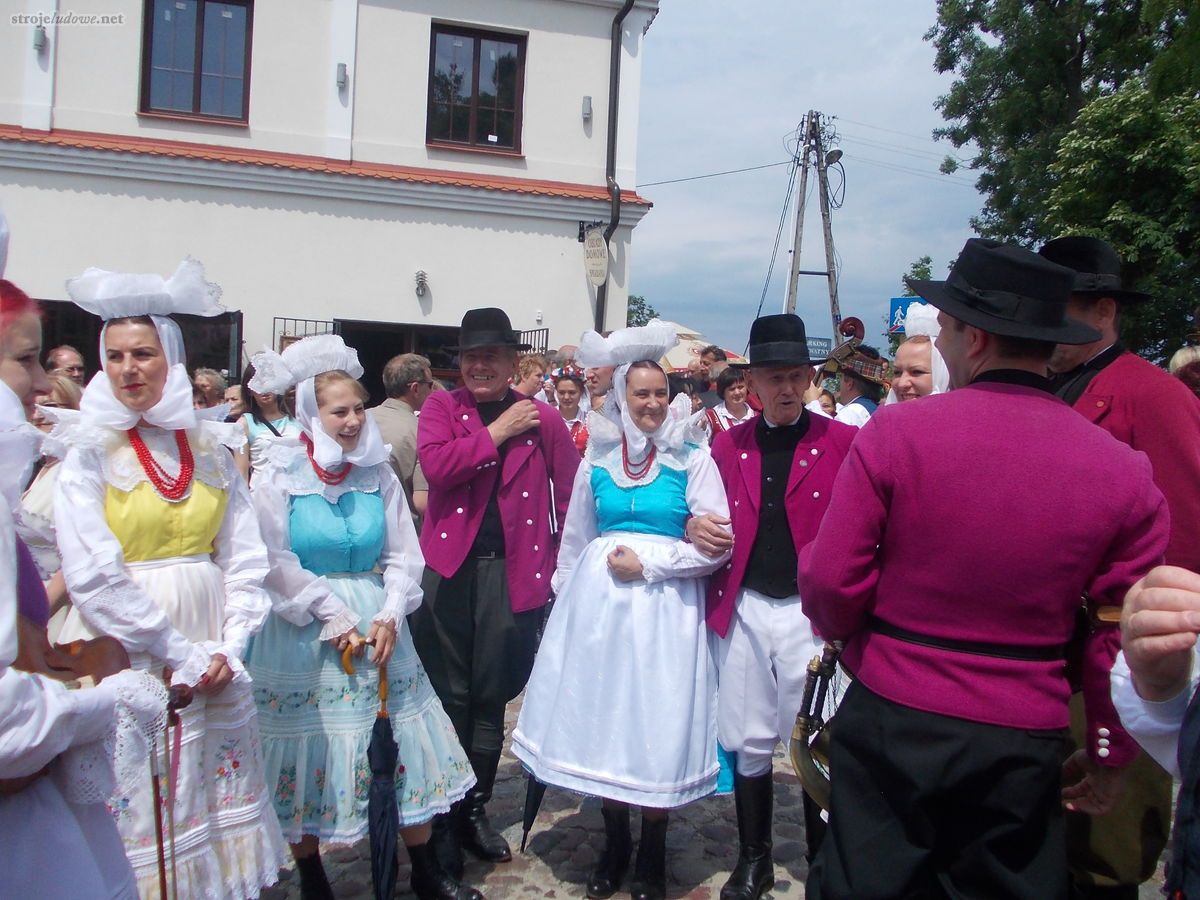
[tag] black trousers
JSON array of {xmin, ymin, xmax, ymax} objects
[
  {"xmin": 409, "ymin": 558, "xmax": 541, "ymax": 756},
  {"xmin": 807, "ymin": 682, "xmax": 1069, "ymax": 900}
]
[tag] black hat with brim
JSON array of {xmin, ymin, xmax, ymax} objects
[
  {"xmin": 1037, "ymin": 236, "xmax": 1152, "ymax": 305},
  {"xmin": 452, "ymin": 307, "xmax": 532, "ymax": 352},
  {"xmin": 905, "ymin": 239, "xmax": 1101, "ymax": 345},
  {"xmin": 733, "ymin": 313, "xmax": 817, "ymax": 368}
]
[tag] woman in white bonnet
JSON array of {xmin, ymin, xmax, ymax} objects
[
  {"xmin": 243, "ymin": 334, "xmax": 479, "ymax": 900},
  {"xmin": 52, "ymin": 259, "xmax": 287, "ymax": 899},
  {"xmin": 886, "ymin": 302, "xmax": 950, "ymax": 404}
]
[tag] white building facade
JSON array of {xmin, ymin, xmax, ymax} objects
[{"xmin": 0, "ymin": 0, "xmax": 657, "ymax": 388}]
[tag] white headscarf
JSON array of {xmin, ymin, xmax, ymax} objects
[
  {"xmin": 0, "ymin": 382, "xmax": 42, "ymax": 515},
  {"xmin": 66, "ymin": 258, "xmax": 225, "ymax": 430},
  {"xmin": 575, "ymin": 321, "xmax": 681, "ymax": 458},
  {"xmin": 885, "ymin": 302, "xmax": 950, "ymax": 404},
  {"xmin": 249, "ymin": 334, "xmax": 389, "ymax": 470}
]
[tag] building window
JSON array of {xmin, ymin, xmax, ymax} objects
[
  {"xmin": 140, "ymin": 0, "xmax": 253, "ymax": 122},
  {"xmin": 428, "ymin": 25, "xmax": 525, "ymax": 153}
]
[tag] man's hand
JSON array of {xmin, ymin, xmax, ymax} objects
[
  {"xmin": 194, "ymin": 653, "xmax": 234, "ymax": 696},
  {"xmin": 1061, "ymin": 748, "xmax": 1126, "ymax": 816},
  {"xmin": 803, "ymin": 379, "xmax": 823, "ymax": 404},
  {"xmin": 686, "ymin": 513, "xmax": 733, "ymax": 558},
  {"xmin": 1121, "ymin": 565, "xmax": 1200, "ymax": 702},
  {"xmin": 487, "ymin": 399, "xmax": 540, "ymax": 447},
  {"xmin": 607, "ymin": 546, "xmax": 644, "ymax": 582},
  {"xmin": 367, "ymin": 620, "xmax": 398, "ymax": 669}
]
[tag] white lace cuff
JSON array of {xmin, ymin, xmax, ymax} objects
[
  {"xmin": 58, "ymin": 669, "xmax": 168, "ymax": 805},
  {"xmin": 200, "ymin": 641, "xmax": 253, "ymax": 686},
  {"xmin": 170, "ymin": 643, "xmax": 213, "ymax": 688},
  {"xmin": 318, "ymin": 608, "xmax": 362, "ymax": 642},
  {"xmin": 371, "ymin": 609, "xmax": 399, "ymax": 630}
]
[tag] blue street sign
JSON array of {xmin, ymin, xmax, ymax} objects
[
  {"xmin": 889, "ymin": 298, "xmax": 927, "ymax": 334},
  {"xmin": 807, "ymin": 336, "xmax": 833, "ymax": 359}
]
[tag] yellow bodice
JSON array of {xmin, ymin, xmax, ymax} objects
[{"xmin": 104, "ymin": 480, "xmax": 229, "ymax": 563}]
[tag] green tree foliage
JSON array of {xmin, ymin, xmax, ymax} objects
[
  {"xmin": 626, "ymin": 294, "xmax": 660, "ymax": 327},
  {"xmin": 926, "ymin": 0, "xmax": 1199, "ymax": 359},
  {"xmin": 1046, "ymin": 83, "xmax": 1200, "ymax": 361}
]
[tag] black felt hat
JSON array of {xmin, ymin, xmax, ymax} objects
[
  {"xmin": 1037, "ymin": 236, "xmax": 1152, "ymax": 305},
  {"xmin": 453, "ymin": 307, "xmax": 531, "ymax": 351},
  {"xmin": 736, "ymin": 314, "xmax": 815, "ymax": 368},
  {"xmin": 905, "ymin": 238, "xmax": 1100, "ymax": 345}
]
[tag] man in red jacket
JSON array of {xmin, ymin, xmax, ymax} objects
[
  {"xmin": 688, "ymin": 314, "xmax": 857, "ymax": 900},
  {"xmin": 1041, "ymin": 235, "xmax": 1200, "ymax": 900},
  {"xmin": 799, "ymin": 239, "xmax": 1169, "ymax": 900}
]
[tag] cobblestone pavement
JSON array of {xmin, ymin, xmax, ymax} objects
[
  {"xmin": 262, "ymin": 696, "xmax": 1167, "ymax": 900},
  {"xmin": 262, "ymin": 697, "xmax": 811, "ymax": 900}
]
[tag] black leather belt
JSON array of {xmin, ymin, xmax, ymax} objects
[{"xmin": 868, "ymin": 615, "xmax": 1068, "ymax": 662}]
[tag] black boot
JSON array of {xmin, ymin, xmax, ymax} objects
[
  {"xmin": 408, "ymin": 840, "xmax": 485, "ymax": 900},
  {"xmin": 586, "ymin": 805, "xmax": 633, "ymax": 899},
  {"xmin": 431, "ymin": 805, "xmax": 465, "ymax": 881},
  {"xmin": 720, "ymin": 772, "xmax": 775, "ymax": 900},
  {"xmin": 460, "ymin": 751, "xmax": 512, "ymax": 863},
  {"xmin": 294, "ymin": 852, "xmax": 335, "ymax": 900},
  {"xmin": 628, "ymin": 814, "xmax": 668, "ymax": 900}
]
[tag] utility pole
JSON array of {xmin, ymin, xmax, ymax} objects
[{"xmin": 783, "ymin": 110, "xmax": 843, "ymax": 343}]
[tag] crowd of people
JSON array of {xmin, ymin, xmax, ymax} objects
[{"xmin": 3, "ymin": 211, "xmax": 1200, "ymax": 900}]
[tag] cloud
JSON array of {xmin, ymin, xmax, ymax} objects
[{"xmin": 630, "ymin": 0, "xmax": 981, "ymax": 352}]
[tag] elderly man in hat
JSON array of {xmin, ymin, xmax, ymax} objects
[
  {"xmin": 411, "ymin": 307, "xmax": 580, "ymax": 877},
  {"xmin": 1039, "ymin": 236, "xmax": 1200, "ymax": 900},
  {"xmin": 686, "ymin": 314, "xmax": 858, "ymax": 900},
  {"xmin": 797, "ymin": 239, "xmax": 1170, "ymax": 899}
]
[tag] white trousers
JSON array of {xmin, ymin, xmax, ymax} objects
[{"xmin": 716, "ymin": 588, "xmax": 825, "ymax": 777}]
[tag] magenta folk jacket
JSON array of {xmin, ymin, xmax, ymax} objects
[
  {"xmin": 417, "ymin": 388, "xmax": 580, "ymax": 613},
  {"xmin": 798, "ymin": 381, "xmax": 1169, "ymax": 767},
  {"xmin": 705, "ymin": 413, "xmax": 859, "ymax": 638}
]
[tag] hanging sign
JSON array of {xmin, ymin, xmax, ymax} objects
[{"xmin": 583, "ymin": 227, "xmax": 609, "ymax": 287}]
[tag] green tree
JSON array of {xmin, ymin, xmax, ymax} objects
[
  {"xmin": 626, "ymin": 294, "xmax": 660, "ymax": 327},
  {"xmin": 926, "ymin": 1, "xmax": 1153, "ymax": 243},
  {"xmin": 1046, "ymin": 82, "xmax": 1200, "ymax": 361},
  {"xmin": 889, "ymin": 256, "xmax": 934, "ymax": 355}
]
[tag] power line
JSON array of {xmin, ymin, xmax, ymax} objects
[
  {"xmin": 636, "ymin": 160, "xmax": 792, "ymax": 188},
  {"xmin": 833, "ymin": 115, "xmax": 945, "ymax": 146},
  {"xmin": 846, "ymin": 153, "xmax": 978, "ymax": 187},
  {"xmin": 752, "ymin": 156, "xmax": 802, "ymax": 325},
  {"xmin": 839, "ymin": 132, "xmax": 954, "ymax": 164}
]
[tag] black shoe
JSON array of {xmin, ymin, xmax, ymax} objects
[
  {"xmin": 628, "ymin": 815, "xmax": 668, "ymax": 900},
  {"xmin": 586, "ymin": 805, "xmax": 633, "ymax": 899},
  {"xmin": 294, "ymin": 852, "xmax": 335, "ymax": 900},
  {"xmin": 720, "ymin": 772, "xmax": 776, "ymax": 900},
  {"xmin": 409, "ymin": 841, "xmax": 486, "ymax": 900},
  {"xmin": 431, "ymin": 806, "xmax": 465, "ymax": 881},
  {"xmin": 461, "ymin": 751, "xmax": 512, "ymax": 863}
]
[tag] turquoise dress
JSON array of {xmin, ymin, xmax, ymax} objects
[
  {"xmin": 511, "ymin": 421, "xmax": 731, "ymax": 807},
  {"xmin": 245, "ymin": 446, "xmax": 473, "ymax": 843}
]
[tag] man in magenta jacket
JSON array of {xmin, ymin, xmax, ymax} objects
[
  {"xmin": 411, "ymin": 308, "xmax": 580, "ymax": 878},
  {"xmin": 798, "ymin": 239, "xmax": 1170, "ymax": 900},
  {"xmin": 689, "ymin": 313, "xmax": 857, "ymax": 900},
  {"xmin": 1041, "ymin": 235, "xmax": 1200, "ymax": 899}
]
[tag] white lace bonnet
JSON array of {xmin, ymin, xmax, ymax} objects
[
  {"xmin": 248, "ymin": 334, "xmax": 388, "ymax": 469},
  {"xmin": 65, "ymin": 258, "xmax": 225, "ymax": 430},
  {"xmin": 884, "ymin": 302, "xmax": 950, "ymax": 403}
]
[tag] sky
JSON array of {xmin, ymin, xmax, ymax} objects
[{"xmin": 629, "ymin": 1, "xmax": 986, "ymax": 356}]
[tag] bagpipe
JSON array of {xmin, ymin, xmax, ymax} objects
[{"xmin": 788, "ymin": 641, "xmax": 843, "ymax": 811}]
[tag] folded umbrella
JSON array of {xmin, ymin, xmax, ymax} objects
[{"xmin": 519, "ymin": 772, "xmax": 547, "ymax": 853}]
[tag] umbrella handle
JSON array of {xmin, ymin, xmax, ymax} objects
[
  {"xmin": 341, "ymin": 644, "xmax": 356, "ymax": 676},
  {"xmin": 378, "ymin": 662, "xmax": 388, "ymax": 717}
]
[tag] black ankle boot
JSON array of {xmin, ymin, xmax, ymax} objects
[
  {"xmin": 294, "ymin": 852, "xmax": 335, "ymax": 900},
  {"xmin": 629, "ymin": 815, "xmax": 668, "ymax": 900},
  {"xmin": 460, "ymin": 751, "xmax": 512, "ymax": 863},
  {"xmin": 586, "ymin": 805, "xmax": 633, "ymax": 899},
  {"xmin": 431, "ymin": 805, "xmax": 465, "ymax": 881},
  {"xmin": 408, "ymin": 841, "xmax": 485, "ymax": 900},
  {"xmin": 720, "ymin": 772, "xmax": 775, "ymax": 900}
]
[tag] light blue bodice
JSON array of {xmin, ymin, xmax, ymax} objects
[
  {"xmin": 289, "ymin": 490, "xmax": 386, "ymax": 574},
  {"xmin": 592, "ymin": 465, "xmax": 689, "ymax": 539}
]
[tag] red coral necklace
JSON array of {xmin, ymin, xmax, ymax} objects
[
  {"xmin": 302, "ymin": 433, "xmax": 352, "ymax": 485},
  {"xmin": 127, "ymin": 428, "xmax": 194, "ymax": 501},
  {"xmin": 621, "ymin": 436, "xmax": 657, "ymax": 481}
]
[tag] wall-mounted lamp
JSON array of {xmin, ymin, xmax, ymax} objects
[
  {"xmin": 336, "ymin": 63, "xmax": 348, "ymax": 90},
  {"xmin": 415, "ymin": 270, "xmax": 428, "ymax": 297},
  {"xmin": 582, "ymin": 96, "xmax": 593, "ymax": 123},
  {"xmin": 535, "ymin": 309, "xmax": 543, "ymax": 324},
  {"xmin": 32, "ymin": 25, "xmax": 48, "ymax": 53}
]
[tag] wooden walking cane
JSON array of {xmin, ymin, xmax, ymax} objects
[
  {"xmin": 150, "ymin": 730, "xmax": 169, "ymax": 900},
  {"xmin": 163, "ymin": 711, "xmax": 182, "ymax": 900}
]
